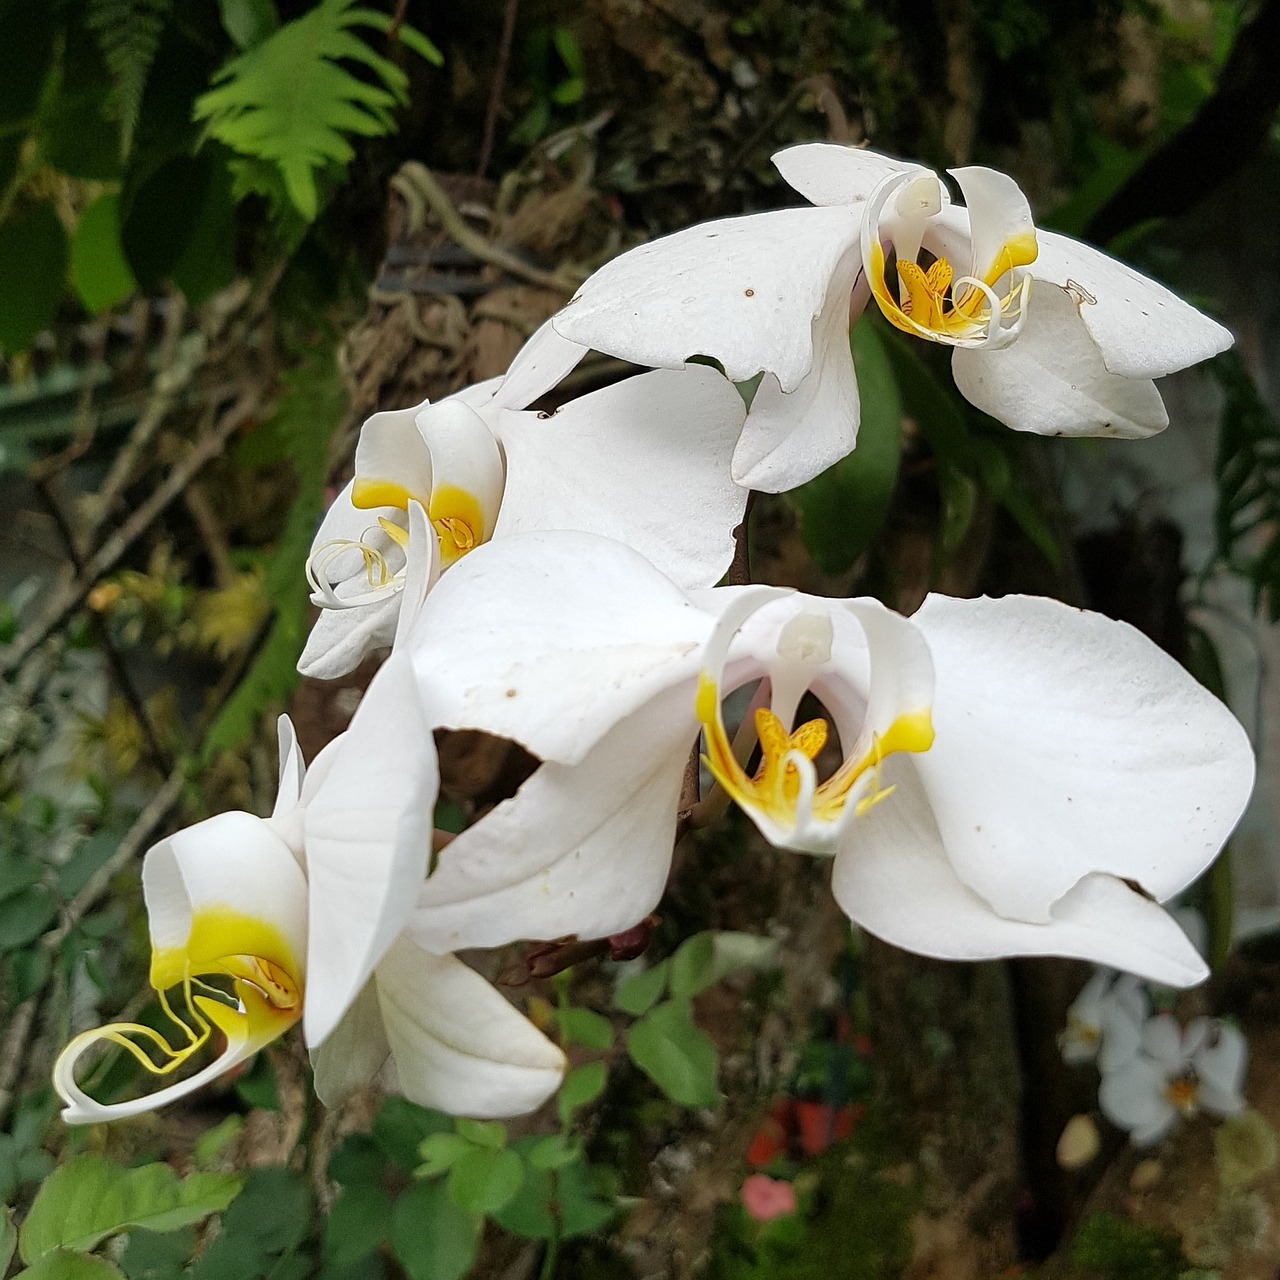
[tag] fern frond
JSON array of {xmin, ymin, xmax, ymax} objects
[
  {"xmin": 85, "ymin": 0, "xmax": 174, "ymax": 158},
  {"xmin": 193, "ymin": 0, "xmax": 440, "ymax": 221}
]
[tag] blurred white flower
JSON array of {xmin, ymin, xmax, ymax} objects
[{"xmin": 1059, "ymin": 970, "xmax": 1148, "ymax": 1070}]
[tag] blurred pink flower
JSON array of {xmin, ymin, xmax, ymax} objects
[{"xmin": 741, "ymin": 1174, "xmax": 797, "ymax": 1223}]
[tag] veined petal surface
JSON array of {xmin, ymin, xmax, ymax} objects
[
  {"xmin": 552, "ymin": 206, "xmax": 862, "ymax": 392},
  {"xmin": 374, "ymin": 939, "xmax": 565, "ymax": 1118},
  {"xmin": 310, "ymin": 980, "xmax": 393, "ymax": 1107},
  {"xmin": 909, "ymin": 594, "xmax": 1254, "ymax": 922},
  {"xmin": 489, "ymin": 318, "xmax": 589, "ymax": 411},
  {"xmin": 493, "ymin": 366, "xmax": 746, "ymax": 586}
]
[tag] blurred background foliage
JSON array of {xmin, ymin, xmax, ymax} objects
[{"xmin": 1, "ymin": 0, "xmax": 1279, "ymax": 1276}]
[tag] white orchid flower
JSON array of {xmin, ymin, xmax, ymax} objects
[
  {"xmin": 537, "ymin": 144, "xmax": 1230, "ymax": 492},
  {"xmin": 1099, "ymin": 1014, "xmax": 1247, "ymax": 1147},
  {"xmin": 1058, "ymin": 971, "xmax": 1148, "ymax": 1070},
  {"xmin": 299, "ymin": 356, "xmax": 748, "ymax": 679},
  {"xmin": 54, "ymin": 656, "xmax": 564, "ymax": 1124},
  {"xmin": 402, "ymin": 531, "xmax": 1252, "ymax": 986}
]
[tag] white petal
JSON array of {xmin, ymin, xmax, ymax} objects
[
  {"xmin": 730, "ymin": 247, "xmax": 862, "ymax": 492},
  {"xmin": 310, "ymin": 980, "xmax": 392, "ymax": 1107},
  {"xmin": 416, "ymin": 399, "xmax": 506, "ymax": 547},
  {"xmin": 952, "ymin": 285, "xmax": 1170, "ymax": 438},
  {"xmin": 1097, "ymin": 998, "xmax": 1146, "ymax": 1073},
  {"xmin": 830, "ymin": 757, "xmax": 1209, "ymax": 985},
  {"xmin": 1029, "ymin": 230, "xmax": 1233, "ymax": 378},
  {"xmin": 552, "ymin": 206, "xmax": 862, "ymax": 392},
  {"xmin": 408, "ymin": 531, "xmax": 713, "ymax": 765},
  {"xmin": 297, "ymin": 594, "xmax": 399, "ymax": 680},
  {"xmin": 909, "ymin": 593, "xmax": 1254, "ymax": 923},
  {"xmin": 393, "ymin": 500, "xmax": 441, "ymax": 646},
  {"xmin": 1099, "ymin": 1057, "xmax": 1176, "ymax": 1142},
  {"xmin": 772, "ymin": 143, "xmax": 922, "ymax": 208},
  {"xmin": 1193, "ymin": 1020, "xmax": 1248, "ymax": 1114},
  {"xmin": 142, "ymin": 812, "xmax": 308, "ymax": 970},
  {"xmin": 352, "ymin": 402, "xmax": 435, "ymax": 511},
  {"xmin": 302, "ymin": 653, "xmax": 439, "ymax": 1046},
  {"xmin": 493, "ymin": 367, "xmax": 746, "ymax": 587},
  {"xmin": 948, "ymin": 166, "xmax": 1037, "ymax": 284},
  {"xmin": 1140, "ymin": 1015, "xmax": 1187, "ymax": 1070},
  {"xmin": 273, "ymin": 715, "xmax": 305, "ymax": 821},
  {"xmin": 412, "ymin": 689, "xmax": 692, "ymax": 951},
  {"xmin": 489, "ymin": 319, "xmax": 588, "ymax": 411},
  {"xmin": 374, "ymin": 939, "xmax": 565, "ymax": 1118}
]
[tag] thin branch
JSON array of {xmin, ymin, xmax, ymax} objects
[
  {"xmin": 727, "ymin": 491, "xmax": 756, "ymax": 586},
  {"xmin": 390, "ymin": 162, "xmax": 580, "ymax": 294},
  {"xmin": 477, "ymin": 0, "xmax": 520, "ymax": 177},
  {"xmin": 2, "ymin": 385, "xmax": 267, "ymax": 678}
]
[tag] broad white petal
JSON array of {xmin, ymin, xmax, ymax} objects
[
  {"xmin": 772, "ymin": 143, "xmax": 922, "ymax": 208},
  {"xmin": 1140, "ymin": 1015, "xmax": 1186, "ymax": 1070},
  {"xmin": 408, "ymin": 531, "xmax": 713, "ymax": 765},
  {"xmin": 1099, "ymin": 1058, "xmax": 1176, "ymax": 1142},
  {"xmin": 830, "ymin": 758, "xmax": 1209, "ymax": 985},
  {"xmin": 909, "ymin": 593, "xmax": 1254, "ymax": 922},
  {"xmin": 953, "ymin": 286, "xmax": 1169, "ymax": 438},
  {"xmin": 310, "ymin": 980, "xmax": 392, "ymax": 1107},
  {"xmin": 302, "ymin": 653, "xmax": 438, "ymax": 1047},
  {"xmin": 493, "ymin": 367, "xmax": 746, "ymax": 587},
  {"xmin": 730, "ymin": 246, "xmax": 862, "ymax": 492},
  {"xmin": 490, "ymin": 319, "xmax": 588, "ymax": 411},
  {"xmin": 412, "ymin": 688, "xmax": 693, "ymax": 952},
  {"xmin": 1097, "ymin": 998, "xmax": 1145, "ymax": 1073},
  {"xmin": 552, "ymin": 206, "xmax": 862, "ymax": 392},
  {"xmin": 352, "ymin": 402, "xmax": 435, "ymax": 511},
  {"xmin": 948, "ymin": 166, "xmax": 1037, "ymax": 284},
  {"xmin": 375, "ymin": 940, "xmax": 565, "ymax": 1118},
  {"xmin": 143, "ymin": 812, "xmax": 308, "ymax": 974},
  {"xmin": 1030, "ymin": 230, "xmax": 1233, "ymax": 378}
]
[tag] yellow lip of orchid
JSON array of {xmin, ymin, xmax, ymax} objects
[
  {"xmin": 53, "ymin": 813, "xmax": 308, "ymax": 1124},
  {"xmin": 692, "ymin": 591, "xmax": 935, "ymax": 852},
  {"xmin": 863, "ymin": 168, "xmax": 1037, "ymax": 350}
]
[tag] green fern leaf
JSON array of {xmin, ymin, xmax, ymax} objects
[
  {"xmin": 201, "ymin": 345, "xmax": 346, "ymax": 759},
  {"xmin": 85, "ymin": 0, "xmax": 174, "ymax": 158},
  {"xmin": 193, "ymin": 0, "xmax": 440, "ymax": 220}
]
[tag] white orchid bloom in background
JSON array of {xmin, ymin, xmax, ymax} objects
[
  {"xmin": 531, "ymin": 143, "xmax": 1230, "ymax": 492},
  {"xmin": 1058, "ymin": 971, "xmax": 1148, "ymax": 1069},
  {"xmin": 54, "ymin": 657, "xmax": 564, "ymax": 1124},
  {"xmin": 403, "ymin": 531, "xmax": 1251, "ymax": 987},
  {"xmin": 299, "ymin": 358, "xmax": 748, "ymax": 679},
  {"xmin": 1099, "ymin": 1014, "xmax": 1247, "ymax": 1146}
]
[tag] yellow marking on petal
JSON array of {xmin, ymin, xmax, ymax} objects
[
  {"xmin": 352, "ymin": 478, "xmax": 415, "ymax": 511},
  {"xmin": 429, "ymin": 483, "xmax": 486, "ymax": 564},
  {"xmin": 989, "ymin": 231, "xmax": 1039, "ymax": 278},
  {"xmin": 696, "ymin": 671, "xmax": 934, "ymax": 836},
  {"xmin": 1163, "ymin": 1076, "xmax": 1198, "ymax": 1115},
  {"xmin": 378, "ymin": 517, "xmax": 410, "ymax": 550}
]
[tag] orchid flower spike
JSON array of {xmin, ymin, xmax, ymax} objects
[
  {"xmin": 1100, "ymin": 1015, "xmax": 1247, "ymax": 1147},
  {"xmin": 54, "ymin": 658, "xmax": 564, "ymax": 1124},
  {"xmin": 403, "ymin": 532, "xmax": 1253, "ymax": 988},
  {"xmin": 1059, "ymin": 971, "xmax": 1148, "ymax": 1071},
  {"xmin": 300, "ymin": 358, "xmax": 748, "ymax": 679},
  {"xmin": 534, "ymin": 144, "xmax": 1230, "ymax": 491}
]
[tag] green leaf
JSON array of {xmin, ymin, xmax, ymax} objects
[
  {"xmin": 192, "ymin": 1115, "xmax": 243, "ymax": 1168},
  {"xmin": 0, "ymin": 5, "xmax": 57, "ymax": 129},
  {"xmin": 669, "ymin": 932, "xmax": 715, "ymax": 999},
  {"xmin": 613, "ymin": 959, "xmax": 669, "ymax": 1016},
  {"xmin": 372, "ymin": 1097, "xmax": 451, "ymax": 1171},
  {"xmin": 0, "ymin": 885, "xmax": 57, "ymax": 951},
  {"xmin": 494, "ymin": 1140, "xmax": 614, "ymax": 1242},
  {"xmin": 193, "ymin": 0, "xmax": 434, "ymax": 220},
  {"xmin": 526, "ymin": 1135, "xmax": 580, "ymax": 1171},
  {"xmin": 17, "ymin": 1250, "xmax": 127, "ymax": 1280},
  {"xmin": 554, "ymin": 1006, "xmax": 613, "ymax": 1050},
  {"xmin": 0, "ymin": 1208, "xmax": 15, "ymax": 1275},
  {"xmin": 219, "ymin": 0, "xmax": 280, "ymax": 49},
  {"xmin": 0, "ymin": 203, "xmax": 69, "ymax": 355},
  {"xmin": 626, "ymin": 999, "xmax": 719, "ymax": 1108},
  {"xmin": 790, "ymin": 321, "xmax": 903, "ymax": 571},
  {"xmin": 70, "ymin": 193, "xmax": 136, "ymax": 313},
  {"xmin": 454, "ymin": 1118, "xmax": 505, "ymax": 1150},
  {"xmin": 188, "ymin": 1167, "xmax": 309, "ymax": 1280},
  {"xmin": 324, "ymin": 1181, "xmax": 391, "ymax": 1271},
  {"xmin": 557, "ymin": 1061, "xmax": 607, "ymax": 1126},
  {"xmin": 118, "ymin": 1227, "xmax": 194, "ymax": 1280},
  {"xmin": 446, "ymin": 1146, "xmax": 525, "ymax": 1217},
  {"xmin": 85, "ymin": 0, "xmax": 174, "ymax": 157},
  {"xmin": 413, "ymin": 1133, "xmax": 470, "ymax": 1179},
  {"xmin": 389, "ymin": 1179, "xmax": 480, "ymax": 1280},
  {"xmin": 20, "ymin": 1157, "xmax": 242, "ymax": 1262}
]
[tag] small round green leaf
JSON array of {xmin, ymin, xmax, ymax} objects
[
  {"xmin": 446, "ymin": 1147, "xmax": 525, "ymax": 1217},
  {"xmin": 70, "ymin": 194, "xmax": 136, "ymax": 314},
  {"xmin": 626, "ymin": 999, "xmax": 720, "ymax": 1108},
  {"xmin": 557, "ymin": 1061, "xmax": 607, "ymax": 1127},
  {"xmin": 0, "ymin": 204, "xmax": 68, "ymax": 355}
]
